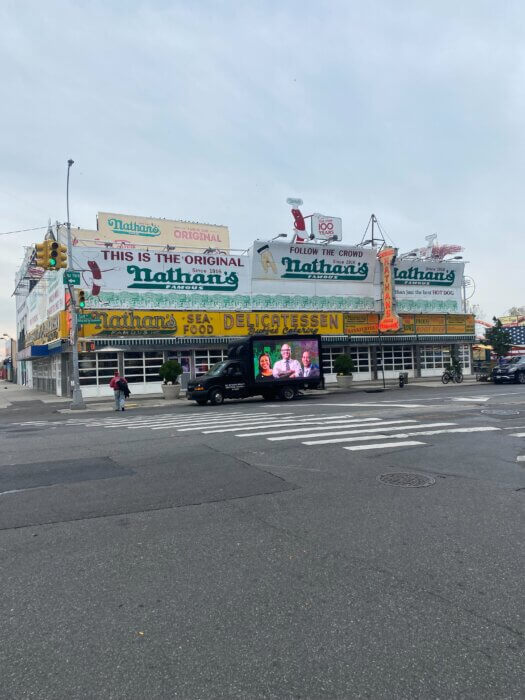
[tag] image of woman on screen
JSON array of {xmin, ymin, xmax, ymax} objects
[{"xmin": 257, "ymin": 353, "xmax": 274, "ymax": 380}]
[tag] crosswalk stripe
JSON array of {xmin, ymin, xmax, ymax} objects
[
  {"xmin": 316, "ymin": 402, "xmax": 426, "ymax": 408},
  {"xmin": 105, "ymin": 411, "xmax": 283, "ymax": 426},
  {"xmin": 509, "ymin": 433, "xmax": 525, "ymax": 437},
  {"xmin": 203, "ymin": 414, "xmax": 359, "ymax": 434},
  {"xmin": 174, "ymin": 414, "xmax": 306, "ymax": 432},
  {"xmin": 126, "ymin": 413, "xmax": 292, "ymax": 429},
  {"xmin": 300, "ymin": 422, "xmax": 455, "ymax": 445},
  {"xmin": 235, "ymin": 418, "xmax": 381, "ymax": 437},
  {"xmin": 344, "ymin": 441, "xmax": 425, "ymax": 451},
  {"xmin": 269, "ymin": 419, "xmax": 423, "ymax": 442},
  {"xmin": 311, "ymin": 426, "xmax": 500, "ymax": 446}
]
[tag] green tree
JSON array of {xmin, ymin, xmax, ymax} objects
[
  {"xmin": 485, "ymin": 318, "xmax": 512, "ymax": 358},
  {"xmin": 334, "ymin": 354, "xmax": 355, "ymax": 375}
]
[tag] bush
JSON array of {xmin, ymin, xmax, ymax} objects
[
  {"xmin": 333, "ymin": 354, "xmax": 355, "ymax": 376},
  {"xmin": 159, "ymin": 360, "xmax": 183, "ymax": 384}
]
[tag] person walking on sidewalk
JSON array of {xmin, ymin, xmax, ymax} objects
[{"xmin": 109, "ymin": 370, "xmax": 130, "ymax": 411}]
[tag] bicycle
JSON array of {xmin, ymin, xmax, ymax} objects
[{"xmin": 441, "ymin": 369, "xmax": 464, "ymax": 384}]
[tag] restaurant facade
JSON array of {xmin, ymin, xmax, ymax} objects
[{"xmin": 14, "ymin": 214, "xmax": 475, "ymax": 397}]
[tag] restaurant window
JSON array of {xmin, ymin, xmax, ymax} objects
[
  {"xmin": 194, "ymin": 349, "xmax": 228, "ymax": 376},
  {"xmin": 124, "ymin": 351, "xmax": 164, "ymax": 383},
  {"xmin": 379, "ymin": 344, "xmax": 413, "ymax": 370},
  {"xmin": 322, "ymin": 346, "xmax": 370, "ymax": 373},
  {"xmin": 79, "ymin": 352, "xmax": 118, "ymax": 386}
]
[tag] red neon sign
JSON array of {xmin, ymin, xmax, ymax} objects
[{"xmin": 378, "ymin": 247, "xmax": 401, "ymax": 332}]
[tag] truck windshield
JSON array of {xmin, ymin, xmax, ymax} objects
[{"xmin": 204, "ymin": 361, "xmax": 229, "ymax": 377}]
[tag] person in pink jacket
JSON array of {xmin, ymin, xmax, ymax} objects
[{"xmin": 109, "ymin": 370, "xmax": 130, "ymax": 411}]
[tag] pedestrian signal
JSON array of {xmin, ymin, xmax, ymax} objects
[
  {"xmin": 77, "ymin": 290, "xmax": 86, "ymax": 309},
  {"xmin": 35, "ymin": 242, "xmax": 49, "ymax": 269}
]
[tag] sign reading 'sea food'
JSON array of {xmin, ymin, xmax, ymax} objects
[
  {"xmin": 393, "ymin": 260, "xmax": 465, "ymax": 313},
  {"xmin": 251, "ymin": 241, "xmax": 377, "ymax": 311}
]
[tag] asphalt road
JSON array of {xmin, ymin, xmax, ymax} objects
[{"xmin": 0, "ymin": 383, "xmax": 524, "ymax": 698}]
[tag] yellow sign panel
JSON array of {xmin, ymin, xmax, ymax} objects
[
  {"xmin": 26, "ymin": 311, "xmax": 68, "ymax": 346},
  {"xmin": 343, "ymin": 313, "xmax": 379, "ymax": 335},
  {"xmin": 78, "ymin": 310, "xmax": 343, "ymax": 338},
  {"xmin": 415, "ymin": 314, "xmax": 446, "ymax": 334},
  {"xmin": 75, "ymin": 212, "xmax": 231, "ymax": 251}
]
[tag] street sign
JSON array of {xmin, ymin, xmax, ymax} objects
[
  {"xmin": 64, "ymin": 270, "xmax": 81, "ymax": 285},
  {"xmin": 77, "ymin": 313, "xmax": 100, "ymax": 325}
]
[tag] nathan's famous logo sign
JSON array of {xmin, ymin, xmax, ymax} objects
[
  {"xmin": 280, "ymin": 256, "xmax": 368, "ymax": 281},
  {"xmin": 72, "ymin": 248, "xmax": 250, "ymax": 296},
  {"xmin": 126, "ymin": 265, "xmax": 239, "ymax": 291},
  {"xmin": 394, "ymin": 264, "xmax": 456, "ymax": 286},
  {"xmin": 253, "ymin": 242, "xmax": 375, "ymax": 283},
  {"xmin": 106, "ymin": 217, "xmax": 160, "ymax": 237}
]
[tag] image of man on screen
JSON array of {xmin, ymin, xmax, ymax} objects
[
  {"xmin": 272, "ymin": 343, "xmax": 302, "ymax": 379},
  {"xmin": 301, "ymin": 350, "xmax": 320, "ymax": 378}
]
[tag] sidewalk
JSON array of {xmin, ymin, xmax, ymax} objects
[{"xmin": 0, "ymin": 375, "xmax": 479, "ymax": 412}]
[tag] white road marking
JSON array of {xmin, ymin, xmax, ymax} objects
[
  {"xmin": 344, "ymin": 441, "xmax": 425, "ymax": 451},
  {"xmin": 235, "ymin": 418, "xmax": 381, "ymax": 437},
  {"xmin": 305, "ymin": 425, "xmax": 499, "ymax": 446},
  {"xmin": 509, "ymin": 433, "xmax": 525, "ymax": 437},
  {"xmin": 300, "ymin": 423, "xmax": 456, "ymax": 445},
  {"xmin": 172, "ymin": 414, "xmax": 314, "ymax": 432},
  {"xmin": 316, "ymin": 402, "xmax": 426, "ymax": 408},
  {"xmin": 452, "ymin": 397, "xmax": 490, "ymax": 402},
  {"xmin": 269, "ymin": 420, "xmax": 436, "ymax": 442},
  {"xmin": 204, "ymin": 415, "xmax": 361, "ymax": 434},
  {"xmin": 517, "ymin": 456, "xmax": 525, "ymax": 462}
]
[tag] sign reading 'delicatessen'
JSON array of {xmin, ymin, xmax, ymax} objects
[
  {"xmin": 77, "ymin": 310, "xmax": 343, "ymax": 338},
  {"xmin": 394, "ymin": 260, "xmax": 464, "ymax": 313},
  {"xmin": 72, "ymin": 247, "xmax": 250, "ymax": 306},
  {"xmin": 251, "ymin": 241, "xmax": 377, "ymax": 311},
  {"xmin": 78, "ymin": 212, "xmax": 231, "ymax": 251}
]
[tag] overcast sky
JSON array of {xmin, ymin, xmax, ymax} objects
[{"xmin": 1, "ymin": 0, "xmax": 523, "ymax": 337}]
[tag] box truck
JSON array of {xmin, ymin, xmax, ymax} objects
[{"xmin": 186, "ymin": 334, "xmax": 324, "ymax": 405}]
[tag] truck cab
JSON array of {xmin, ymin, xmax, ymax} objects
[{"xmin": 187, "ymin": 360, "xmax": 250, "ymax": 405}]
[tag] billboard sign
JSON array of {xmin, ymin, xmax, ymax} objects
[
  {"xmin": 70, "ymin": 213, "xmax": 230, "ymax": 251},
  {"xmin": 72, "ymin": 247, "xmax": 251, "ymax": 309},
  {"xmin": 310, "ymin": 213, "xmax": 342, "ymax": 241},
  {"xmin": 394, "ymin": 260, "xmax": 464, "ymax": 313},
  {"xmin": 252, "ymin": 337, "xmax": 322, "ymax": 383},
  {"xmin": 251, "ymin": 240, "xmax": 377, "ymax": 312}
]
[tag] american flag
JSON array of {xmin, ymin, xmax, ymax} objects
[{"xmin": 505, "ymin": 324, "xmax": 525, "ymax": 346}]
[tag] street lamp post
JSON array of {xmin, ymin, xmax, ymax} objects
[{"xmin": 66, "ymin": 159, "xmax": 86, "ymax": 410}]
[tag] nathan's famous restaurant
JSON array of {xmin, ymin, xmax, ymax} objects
[{"xmin": 14, "ymin": 211, "xmax": 475, "ymax": 397}]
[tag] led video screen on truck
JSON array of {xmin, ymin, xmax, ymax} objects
[{"xmin": 252, "ymin": 337, "xmax": 322, "ymax": 383}]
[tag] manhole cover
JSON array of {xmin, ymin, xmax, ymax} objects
[
  {"xmin": 481, "ymin": 409, "xmax": 520, "ymax": 417},
  {"xmin": 378, "ymin": 472, "xmax": 436, "ymax": 488}
]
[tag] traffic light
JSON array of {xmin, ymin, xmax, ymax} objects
[
  {"xmin": 77, "ymin": 290, "xmax": 86, "ymax": 309},
  {"xmin": 55, "ymin": 243, "xmax": 68, "ymax": 269},
  {"xmin": 35, "ymin": 242, "xmax": 49, "ymax": 269},
  {"xmin": 48, "ymin": 241, "xmax": 60, "ymax": 269}
]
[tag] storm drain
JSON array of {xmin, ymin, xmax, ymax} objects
[
  {"xmin": 378, "ymin": 472, "xmax": 436, "ymax": 488},
  {"xmin": 481, "ymin": 409, "xmax": 520, "ymax": 418}
]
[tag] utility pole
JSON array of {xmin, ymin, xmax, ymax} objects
[{"xmin": 66, "ymin": 159, "xmax": 86, "ymax": 410}]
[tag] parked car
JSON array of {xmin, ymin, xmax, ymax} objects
[{"xmin": 492, "ymin": 356, "xmax": 525, "ymax": 384}]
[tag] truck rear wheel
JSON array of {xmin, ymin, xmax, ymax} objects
[
  {"xmin": 210, "ymin": 388, "xmax": 224, "ymax": 405},
  {"xmin": 279, "ymin": 386, "xmax": 296, "ymax": 401}
]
